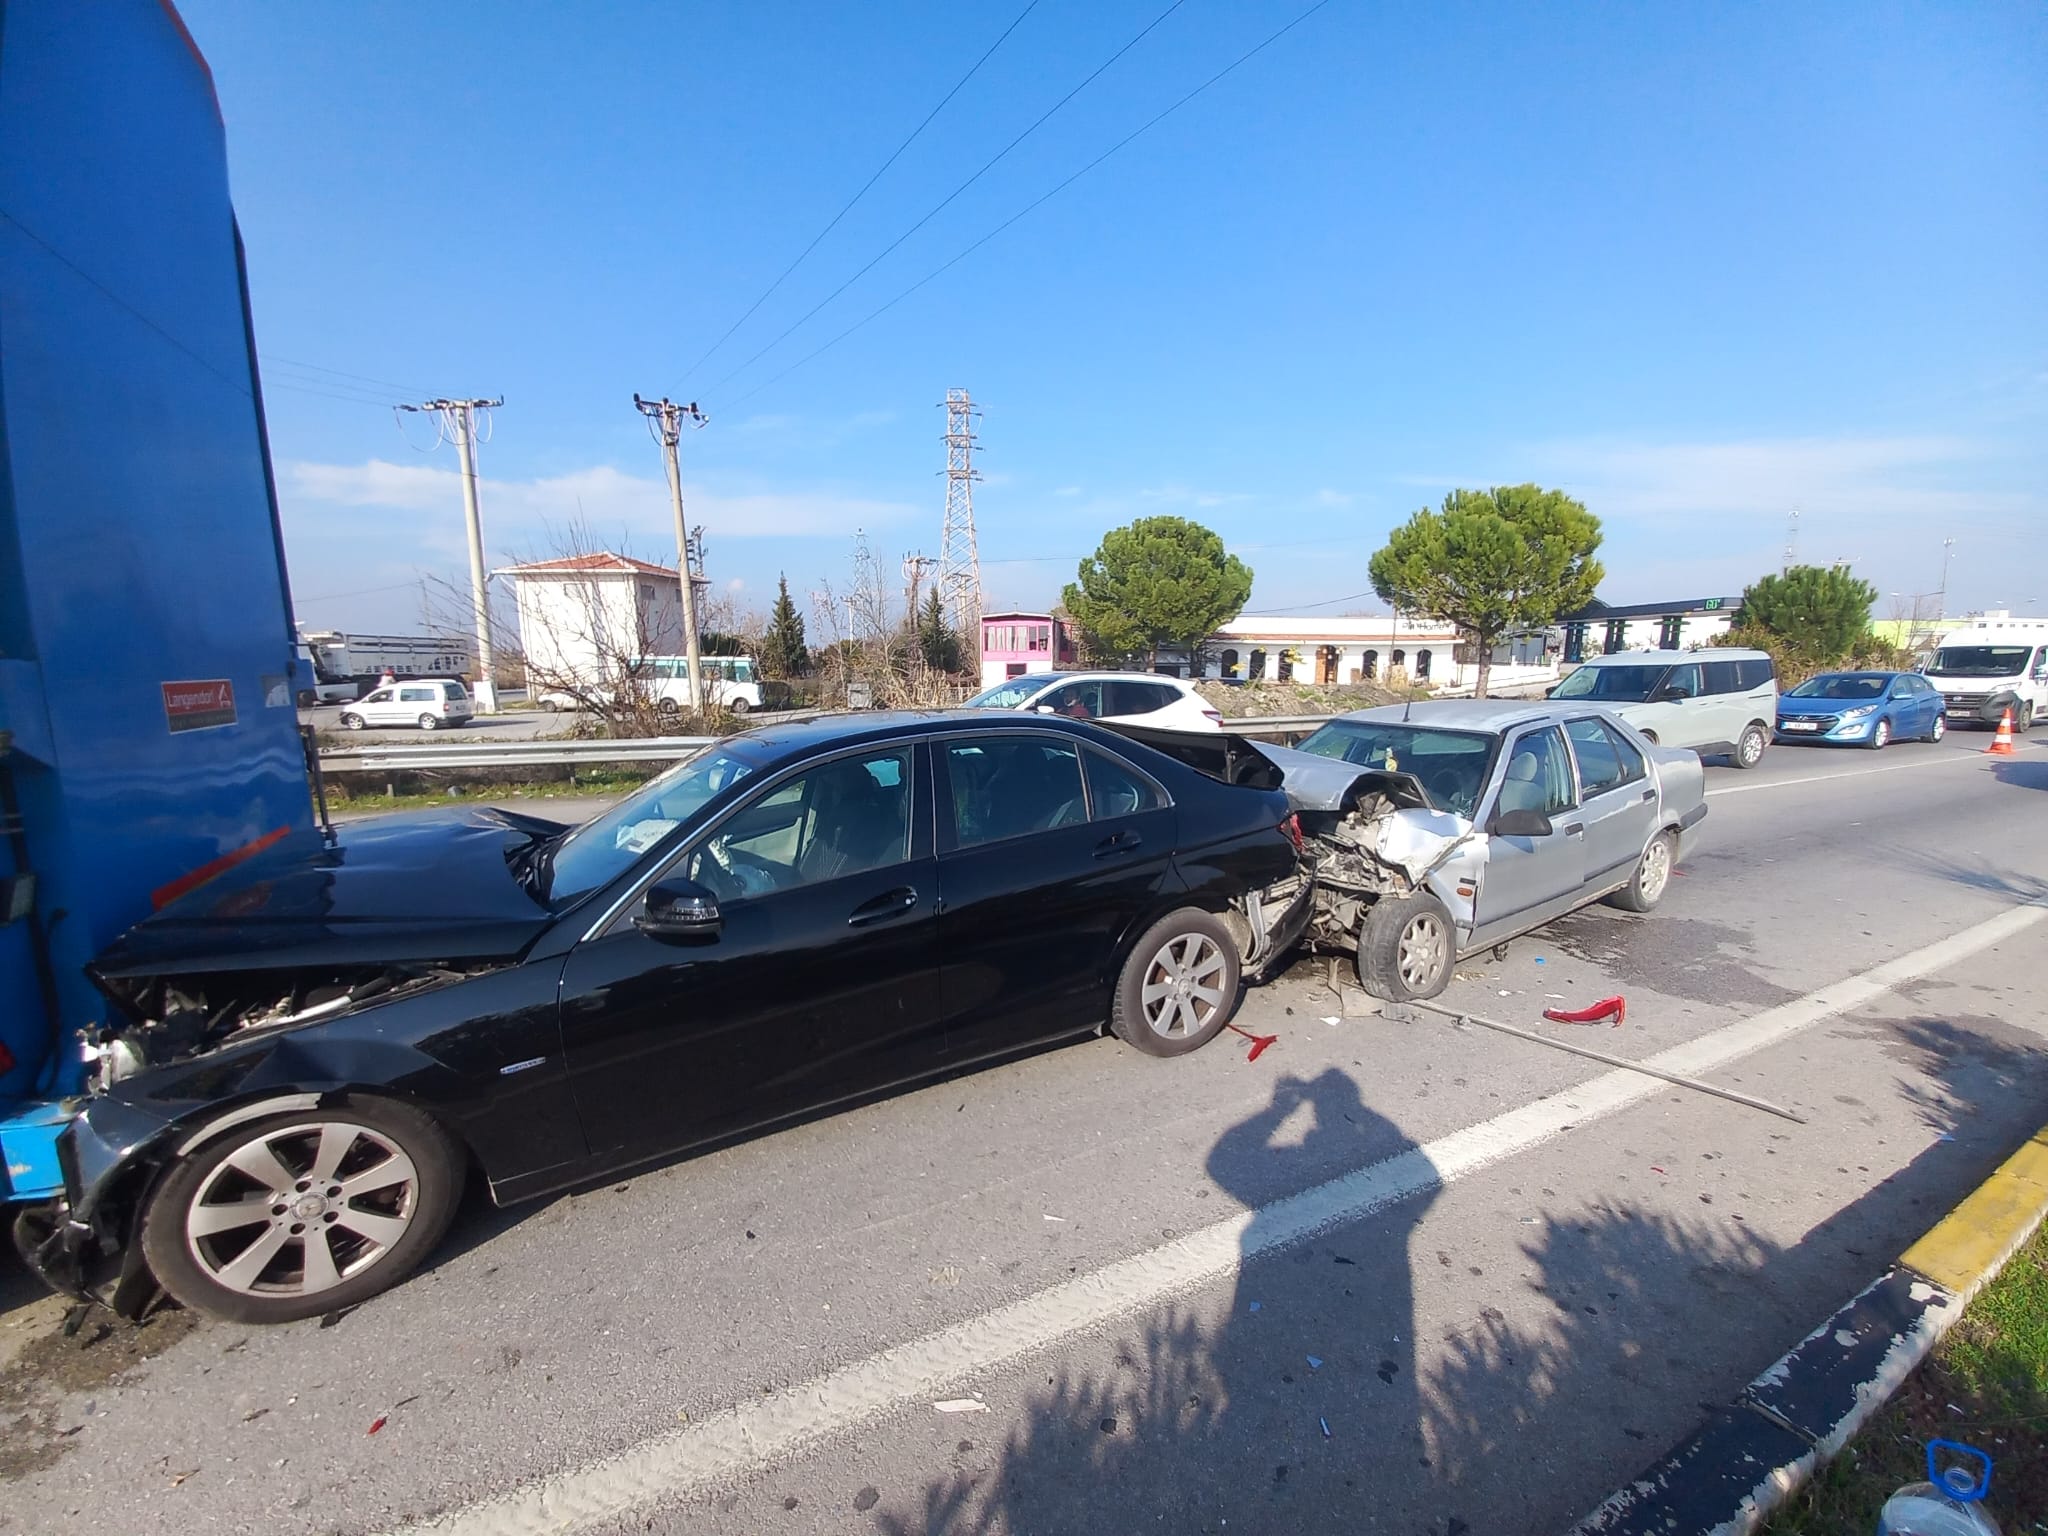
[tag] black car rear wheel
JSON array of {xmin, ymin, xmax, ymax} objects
[
  {"xmin": 140, "ymin": 1097, "xmax": 463, "ymax": 1324},
  {"xmin": 1110, "ymin": 908, "xmax": 1241, "ymax": 1057},
  {"xmin": 1356, "ymin": 891, "xmax": 1454, "ymax": 1002}
]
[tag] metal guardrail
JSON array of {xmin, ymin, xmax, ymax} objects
[
  {"xmin": 318, "ymin": 736, "xmax": 721, "ymax": 772},
  {"xmin": 315, "ymin": 710, "xmax": 1338, "ymax": 774}
]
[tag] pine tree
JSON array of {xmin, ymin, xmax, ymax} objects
[
  {"xmin": 918, "ymin": 589, "xmax": 962, "ymax": 673},
  {"xmin": 762, "ymin": 574, "xmax": 809, "ymax": 678}
]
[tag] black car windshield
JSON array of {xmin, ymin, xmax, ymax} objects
[
  {"xmin": 964, "ymin": 678, "xmax": 1051, "ymax": 709},
  {"xmin": 1551, "ymin": 664, "xmax": 1665, "ymax": 702},
  {"xmin": 1294, "ymin": 721, "xmax": 1496, "ymax": 819},
  {"xmin": 1928, "ymin": 646, "xmax": 2030, "ymax": 678},
  {"xmin": 545, "ymin": 747, "xmax": 757, "ymax": 905},
  {"xmin": 1787, "ymin": 674, "xmax": 1888, "ymax": 700}
]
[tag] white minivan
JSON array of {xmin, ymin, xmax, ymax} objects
[
  {"xmin": 339, "ymin": 679, "xmax": 475, "ymax": 731},
  {"xmin": 1550, "ymin": 649, "xmax": 1778, "ymax": 768}
]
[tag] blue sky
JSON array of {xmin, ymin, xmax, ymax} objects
[{"xmin": 181, "ymin": 0, "xmax": 2046, "ymax": 636}]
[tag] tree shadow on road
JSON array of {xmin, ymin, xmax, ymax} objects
[{"xmin": 871, "ymin": 1007, "xmax": 2048, "ymax": 1535}]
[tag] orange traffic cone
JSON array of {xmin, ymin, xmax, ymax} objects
[{"xmin": 1987, "ymin": 707, "xmax": 2017, "ymax": 756}]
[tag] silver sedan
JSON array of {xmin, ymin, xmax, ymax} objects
[{"xmin": 1264, "ymin": 699, "xmax": 1707, "ymax": 1001}]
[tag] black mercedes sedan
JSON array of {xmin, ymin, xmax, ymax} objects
[{"xmin": 24, "ymin": 712, "xmax": 1312, "ymax": 1323}]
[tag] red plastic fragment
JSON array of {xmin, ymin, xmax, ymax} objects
[
  {"xmin": 367, "ymin": 1415, "xmax": 388, "ymax": 1436},
  {"xmin": 1543, "ymin": 995, "xmax": 1627, "ymax": 1027},
  {"xmin": 1225, "ymin": 1023, "xmax": 1279, "ymax": 1061}
]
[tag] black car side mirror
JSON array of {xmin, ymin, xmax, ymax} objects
[
  {"xmin": 1489, "ymin": 808, "xmax": 1554, "ymax": 838},
  {"xmin": 635, "ymin": 880, "xmax": 723, "ymax": 942}
]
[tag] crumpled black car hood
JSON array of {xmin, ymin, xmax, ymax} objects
[{"xmin": 92, "ymin": 806, "xmax": 567, "ymax": 978}]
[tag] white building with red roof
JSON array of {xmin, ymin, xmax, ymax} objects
[{"xmin": 496, "ymin": 552, "xmax": 693, "ymax": 686}]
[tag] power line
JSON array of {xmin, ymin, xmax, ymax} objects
[
  {"xmin": 261, "ymin": 354, "xmax": 428, "ymax": 396},
  {"xmin": 725, "ymin": 0, "xmax": 1336, "ymax": 407},
  {"xmin": 294, "ymin": 579, "xmax": 426, "ymax": 604},
  {"xmin": 708, "ymin": 0, "xmax": 1192, "ymax": 395},
  {"xmin": 682, "ymin": 0, "xmax": 1042, "ymax": 385},
  {"xmin": 1243, "ymin": 588, "xmax": 1378, "ymax": 615},
  {"xmin": 263, "ymin": 377, "xmax": 404, "ymax": 409}
]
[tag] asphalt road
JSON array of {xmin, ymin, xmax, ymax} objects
[{"xmin": 4, "ymin": 732, "xmax": 2046, "ymax": 1536}]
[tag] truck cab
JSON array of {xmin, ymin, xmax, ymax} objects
[{"xmin": 1923, "ymin": 619, "xmax": 2048, "ymax": 731}]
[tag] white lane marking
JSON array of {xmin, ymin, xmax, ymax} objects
[
  {"xmin": 1708, "ymin": 751, "xmax": 1995, "ymax": 797},
  {"xmin": 390, "ymin": 900, "xmax": 2048, "ymax": 1536}
]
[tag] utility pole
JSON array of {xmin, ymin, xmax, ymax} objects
[
  {"xmin": 936, "ymin": 389, "xmax": 983, "ymax": 645},
  {"xmin": 903, "ymin": 552, "xmax": 935, "ymax": 654},
  {"xmin": 1783, "ymin": 506, "xmax": 1800, "ymax": 573},
  {"xmin": 1937, "ymin": 536, "xmax": 1955, "ymax": 620},
  {"xmin": 634, "ymin": 394, "xmax": 709, "ymax": 713},
  {"xmin": 399, "ymin": 397, "xmax": 502, "ymax": 713}
]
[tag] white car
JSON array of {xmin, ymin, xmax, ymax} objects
[
  {"xmin": 338, "ymin": 679, "xmax": 475, "ymax": 731},
  {"xmin": 964, "ymin": 672, "xmax": 1223, "ymax": 731}
]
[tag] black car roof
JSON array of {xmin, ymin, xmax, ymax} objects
[{"xmin": 726, "ymin": 708, "xmax": 1118, "ymax": 766}]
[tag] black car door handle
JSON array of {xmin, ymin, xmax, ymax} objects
[
  {"xmin": 848, "ymin": 887, "xmax": 918, "ymax": 926},
  {"xmin": 1094, "ymin": 830, "xmax": 1142, "ymax": 858},
  {"xmin": 1640, "ymin": 788, "xmax": 1656, "ymax": 802},
  {"xmin": 1563, "ymin": 823, "xmax": 1585, "ymax": 837}
]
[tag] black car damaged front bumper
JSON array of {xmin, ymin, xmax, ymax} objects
[{"xmin": 13, "ymin": 1097, "xmax": 176, "ymax": 1316}]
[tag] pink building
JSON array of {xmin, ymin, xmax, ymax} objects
[{"xmin": 979, "ymin": 611, "xmax": 1074, "ymax": 686}]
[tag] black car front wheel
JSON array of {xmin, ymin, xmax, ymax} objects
[
  {"xmin": 140, "ymin": 1097, "xmax": 463, "ymax": 1324},
  {"xmin": 1110, "ymin": 908, "xmax": 1241, "ymax": 1057}
]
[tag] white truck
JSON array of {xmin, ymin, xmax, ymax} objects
[
  {"xmin": 1922, "ymin": 614, "xmax": 2048, "ymax": 731},
  {"xmin": 296, "ymin": 629, "xmax": 477, "ymax": 694},
  {"xmin": 293, "ymin": 643, "xmax": 359, "ymax": 705}
]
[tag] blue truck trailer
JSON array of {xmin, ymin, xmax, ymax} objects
[{"xmin": 1, "ymin": 0, "xmax": 318, "ymax": 1215}]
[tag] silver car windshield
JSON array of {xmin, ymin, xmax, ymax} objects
[
  {"xmin": 1294, "ymin": 721, "xmax": 1496, "ymax": 819},
  {"xmin": 545, "ymin": 747, "xmax": 756, "ymax": 904}
]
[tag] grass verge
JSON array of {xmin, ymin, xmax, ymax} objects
[
  {"xmin": 1763, "ymin": 1223, "xmax": 2048, "ymax": 1534},
  {"xmin": 325, "ymin": 766, "xmax": 653, "ymax": 813}
]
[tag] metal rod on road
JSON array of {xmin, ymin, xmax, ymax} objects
[{"xmin": 1389, "ymin": 998, "xmax": 1808, "ymax": 1123}]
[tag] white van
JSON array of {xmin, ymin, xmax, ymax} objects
[
  {"xmin": 1923, "ymin": 622, "xmax": 2048, "ymax": 731},
  {"xmin": 1549, "ymin": 649, "xmax": 1778, "ymax": 768}
]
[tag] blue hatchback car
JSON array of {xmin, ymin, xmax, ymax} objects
[{"xmin": 1774, "ymin": 671, "xmax": 1946, "ymax": 748}]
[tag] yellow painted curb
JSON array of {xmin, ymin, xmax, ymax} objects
[{"xmin": 1900, "ymin": 1125, "xmax": 2048, "ymax": 1296}]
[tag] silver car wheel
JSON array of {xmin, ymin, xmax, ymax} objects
[
  {"xmin": 1736, "ymin": 724, "xmax": 1765, "ymax": 767},
  {"xmin": 184, "ymin": 1120, "xmax": 420, "ymax": 1299},
  {"xmin": 1638, "ymin": 836, "xmax": 1672, "ymax": 905},
  {"xmin": 1931, "ymin": 713, "xmax": 1945, "ymax": 742},
  {"xmin": 1397, "ymin": 911, "xmax": 1449, "ymax": 994},
  {"xmin": 1139, "ymin": 932, "xmax": 1228, "ymax": 1040}
]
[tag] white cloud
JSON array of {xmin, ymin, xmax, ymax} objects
[
  {"xmin": 1137, "ymin": 484, "xmax": 1251, "ymax": 509},
  {"xmin": 281, "ymin": 459, "xmax": 919, "ymax": 544},
  {"xmin": 1053, "ymin": 485, "xmax": 1083, "ymax": 498},
  {"xmin": 726, "ymin": 577, "xmax": 745, "ymax": 592},
  {"xmin": 1313, "ymin": 488, "xmax": 1356, "ymax": 508}
]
